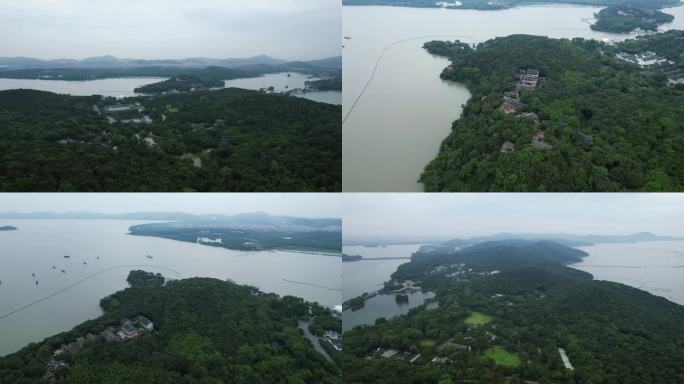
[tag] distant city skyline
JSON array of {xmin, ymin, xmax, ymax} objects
[
  {"xmin": 343, "ymin": 193, "xmax": 684, "ymax": 240},
  {"xmin": 0, "ymin": 0, "xmax": 340, "ymax": 60},
  {"xmin": 0, "ymin": 193, "xmax": 341, "ymax": 219}
]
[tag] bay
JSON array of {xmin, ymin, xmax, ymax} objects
[{"xmin": 0, "ymin": 219, "xmax": 341, "ymax": 356}]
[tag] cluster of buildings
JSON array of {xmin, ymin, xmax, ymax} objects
[
  {"xmin": 499, "ymin": 68, "xmax": 555, "ymax": 154},
  {"xmin": 500, "ymin": 68, "xmax": 540, "ymax": 116},
  {"xmin": 371, "ymin": 348, "xmax": 422, "ymax": 364},
  {"xmin": 616, "ymin": 51, "xmax": 684, "ymax": 85},
  {"xmin": 44, "ymin": 334, "xmax": 97, "ymax": 380},
  {"xmin": 616, "ymin": 51, "xmax": 669, "ymax": 67},
  {"xmin": 104, "ymin": 102, "xmax": 145, "ymax": 113},
  {"xmin": 101, "ymin": 315, "xmax": 154, "ymax": 342}
]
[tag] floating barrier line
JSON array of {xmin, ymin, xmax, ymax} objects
[
  {"xmin": 343, "ymin": 34, "xmax": 480, "ymax": 126},
  {"xmin": 0, "ymin": 264, "xmax": 182, "ymax": 321},
  {"xmin": 283, "ymin": 278, "xmax": 341, "ymax": 292}
]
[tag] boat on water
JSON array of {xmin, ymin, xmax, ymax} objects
[
  {"xmin": 31, "ymin": 272, "xmax": 35, "ymax": 277},
  {"xmin": 146, "ymin": 255, "xmax": 153, "ymax": 259},
  {"xmin": 83, "ymin": 261, "xmax": 87, "ymax": 265},
  {"xmin": 52, "ymin": 265, "xmax": 56, "ymax": 269},
  {"xmin": 63, "ymin": 255, "xmax": 70, "ymax": 258},
  {"xmin": 96, "ymin": 257, "xmax": 100, "ymax": 260},
  {"xmin": 344, "ymin": 36, "xmax": 352, "ymax": 40},
  {"xmin": 35, "ymin": 281, "xmax": 38, "ymax": 285},
  {"xmin": 61, "ymin": 270, "xmax": 66, "ymax": 273}
]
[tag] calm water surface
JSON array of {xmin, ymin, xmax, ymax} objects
[
  {"xmin": 342, "ymin": 244, "xmax": 422, "ymax": 300},
  {"xmin": 572, "ymin": 241, "xmax": 684, "ymax": 305},
  {"xmin": 0, "ymin": 220, "xmax": 341, "ymax": 356},
  {"xmin": 0, "ymin": 73, "xmax": 342, "ymax": 104},
  {"xmin": 223, "ymin": 72, "xmax": 342, "ymax": 105},
  {"xmin": 343, "ymin": 291, "xmax": 435, "ymax": 331},
  {"xmin": 343, "ymin": 244, "xmax": 429, "ymax": 330},
  {"xmin": 343, "ymin": 4, "xmax": 684, "ymax": 191},
  {"xmin": 0, "ymin": 77, "xmax": 166, "ymax": 98}
]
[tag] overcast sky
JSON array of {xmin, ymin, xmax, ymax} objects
[
  {"xmin": 0, "ymin": 0, "xmax": 340, "ymax": 60},
  {"xmin": 0, "ymin": 193, "xmax": 341, "ymax": 218},
  {"xmin": 344, "ymin": 193, "xmax": 684, "ymax": 240}
]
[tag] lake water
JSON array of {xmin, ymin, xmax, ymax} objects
[
  {"xmin": 0, "ymin": 220, "xmax": 341, "ymax": 356},
  {"xmin": 223, "ymin": 72, "xmax": 342, "ymax": 105},
  {"xmin": 343, "ymin": 244, "xmax": 430, "ymax": 330},
  {"xmin": 342, "ymin": 244, "xmax": 422, "ymax": 300},
  {"xmin": 0, "ymin": 77, "xmax": 166, "ymax": 98},
  {"xmin": 343, "ymin": 291, "xmax": 435, "ymax": 331},
  {"xmin": 0, "ymin": 73, "xmax": 342, "ymax": 105},
  {"xmin": 342, "ymin": 4, "xmax": 684, "ymax": 191},
  {"xmin": 572, "ymin": 241, "xmax": 684, "ymax": 306}
]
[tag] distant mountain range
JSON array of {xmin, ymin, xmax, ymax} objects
[
  {"xmin": 345, "ymin": 231, "xmax": 683, "ymax": 247},
  {"xmin": 0, "ymin": 55, "xmax": 341, "ymax": 70},
  {"xmin": 0, "ymin": 211, "xmax": 340, "ymax": 229},
  {"xmin": 427, "ymin": 232, "xmax": 684, "ymax": 251}
]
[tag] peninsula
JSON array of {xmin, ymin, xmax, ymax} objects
[
  {"xmin": 344, "ymin": 240, "xmax": 684, "ymax": 382},
  {"xmin": 420, "ymin": 31, "xmax": 684, "ymax": 191},
  {"xmin": 0, "ymin": 271, "xmax": 342, "ymax": 383},
  {"xmin": 128, "ymin": 212, "xmax": 342, "ymax": 253}
]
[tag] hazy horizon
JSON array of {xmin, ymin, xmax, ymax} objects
[
  {"xmin": 343, "ymin": 193, "xmax": 684, "ymax": 240},
  {"xmin": 0, "ymin": 0, "xmax": 341, "ymax": 61},
  {"xmin": 0, "ymin": 193, "xmax": 341, "ymax": 219}
]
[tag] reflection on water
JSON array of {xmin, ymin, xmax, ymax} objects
[
  {"xmin": 343, "ymin": 290, "xmax": 435, "ymax": 331},
  {"xmin": 0, "ymin": 220, "xmax": 340, "ymax": 356},
  {"xmin": 342, "ymin": 244, "xmax": 431, "ymax": 331}
]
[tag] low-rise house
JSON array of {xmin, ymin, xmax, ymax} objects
[
  {"xmin": 532, "ymin": 131, "xmax": 553, "ymax": 150},
  {"xmin": 103, "ymin": 315, "xmax": 154, "ymax": 342},
  {"xmin": 519, "ymin": 112, "xmax": 540, "ymax": 123},
  {"xmin": 500, "ymin": 141, "xmax": 515, "ymax": 154},
  {"xmin": 45, "ymin": 360, "xmax": 69, "ymax": 380}
]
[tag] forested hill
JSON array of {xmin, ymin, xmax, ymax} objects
[
  {"xmin": 128, "ymin": 216, "xmax": 342, "ymax": 253},
  {"xmin": 420, "ymin": 33, "xmax": 684, "ymax": 192},
  {"xmin": 0, "ymin": 88, "xmax": 341, "ymax": 192},
  {"xmin": 344, "ymin": 240, "xmax": 684, "ymax": 383},
  {"xmin": 0, "ymin": 275, "xmax": 342, "ymax": 383},
  {"xmin": 342, "ymin": 0, "xmax": 679, "ymax": 10}
]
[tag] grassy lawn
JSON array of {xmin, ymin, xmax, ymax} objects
[
  {"xmin": 420, "ymin": 339, "xmax": 436, "ymax": 348},
  {"xmin": 485, "ymin": 347, "xmax": 521, "ymax": 367},
  {"xmin": 465, "ymin": 311, "xmax": 493, "ymax": 325}
]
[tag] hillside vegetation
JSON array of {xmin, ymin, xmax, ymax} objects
[
  {"xmin": 0, "ymin": 88, "xmax": 341, "ymax": 192},
  {"xmin": 0, "ymin": 275, "xmax": 342, "ymax": 383},
  {"xmin": 344, "ymin": 241, "xmax": 684, "ymax": 383},
  {"xmin": 420, "ymin": 33, "xmax": 684, "ymax": 191}
]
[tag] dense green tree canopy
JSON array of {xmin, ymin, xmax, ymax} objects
[
  {"xmin": 0, "ymin": 88, "xmax": 341, "ymax": 192},
  {"xmin": 420, "ymin": 33, "xmax": 684, "ymax": 191},
  {"xmin": 344, "ymin": 241, "xmax": 684, "ymax": 383},
  {"xmin": 0, "ymin": 275, "xmax": 341, "ymax": 384}
]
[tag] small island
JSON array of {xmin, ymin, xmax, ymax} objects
[
  {"xmin": 134, "ymin": 74, "xmax": 225, "ymax": 94},
  {"xmin": 342, "ymin": 253, "xmax": 363, "ymax": 262},
  {"xmin": 305, "ymin": 74, "xmax": 342, "ymax": 92},
  {"xmin": 0, "ymin": 226, "xmax": 17, "ymax": 231},
  {"xmin": 126, "ymin": 270, "xmax": 165, "ymax": 287},
  {"xmin": 591, "ymin": 6, "xmax": 674, "ymax": 33}
]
